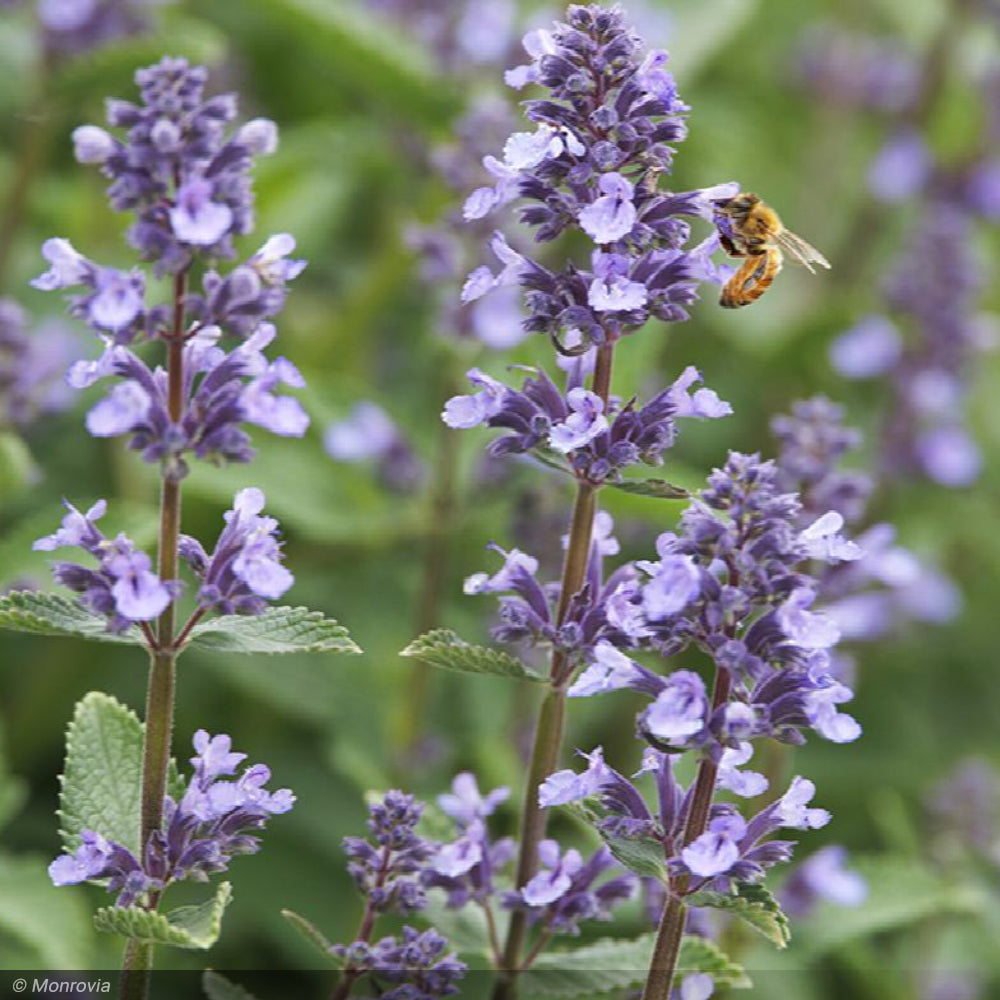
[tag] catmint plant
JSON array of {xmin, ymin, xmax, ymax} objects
[
  {"xmin": 0, "ymin": 57, "xmax": 359, "ymax": 995},
  {"xmin": 396, "ymin": 6, "xmax": 874, "ymax": 998}
]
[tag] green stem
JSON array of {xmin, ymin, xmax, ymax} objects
[
  {"xmin": 640, "ymin": 667, "xmax": 732, "ymax": 999},
  {"xmin": 492, "ymin": 345, "xmax": 614, "ymax": 1000},
  {"xmin": 120, "ymin": 272, "xmax": 187, "ymax": 997},
  {"xmin": 640, "ymin": 893, "xmax": 687, "ymax": 1000},
  {"xmin": 118, "ymin": 940, "xmax": 153, "ymax": 1000}
]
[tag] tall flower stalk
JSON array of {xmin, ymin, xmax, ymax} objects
[
  {"xmin": 424, "ymin": 5, "xmax": 738, "ymax": 994},
  {"xmin": 1, "ymin": 56, "xmax": 360, "ymax": 998}
]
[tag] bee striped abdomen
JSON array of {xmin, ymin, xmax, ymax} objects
[{"xmin": 719, "ymin": 249, "xmax": 783, "ymax": 308}]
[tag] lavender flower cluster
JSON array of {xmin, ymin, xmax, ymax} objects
[
  {"xmin": 49, "ymin": 731, "xmax": 294, "ymax": 905},
  {"xmin": 460, "ymin": 4, "xmax": 737, "ymax": 349},
  {"xmin": 332, "ymin": 779, "xmax": 636, "ymax": 997},
  {"xmin": 27, "ymin": 57, "xmax": 310, "ymax": 633},
  {"xmin": 34, "ymin": 486, "xmax": 294, "ymax": 631}
]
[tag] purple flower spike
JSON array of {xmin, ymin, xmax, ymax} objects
[
  {"xmin": 50, "ymin": 730, "xmax": 293, "ymax": 904},
  {"xmin": 180, "ymin": 487, "xmax": 293, "ymax": 615}
]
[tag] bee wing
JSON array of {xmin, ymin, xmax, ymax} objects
[{"xmin": 775, "ymin": 229, "xmax": 830, "ymax": 274}]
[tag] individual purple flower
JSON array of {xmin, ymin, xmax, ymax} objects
[
  {"xmin": 31, "ymin": 239, "xmax": 150, "ymax": 343},
  {"xmin": 538, "ymin": 747, "xmax": 615, "ymax": 808},
  {"xmin": 567, "ymin": 642, "xmax": 647, "ymax": 697},
  {"xmin": 640, "ymin": 670, "xmax": 708, "ymax": 745},
  {"xmin": 578, "ymin": 173, "xmax": 638, "ymax": 244},
  {"xmin": 642, "ymin": 553, "xmax": 702, "ymax": 619},
  {"xmin": 49, "ymin": 729, "xmax": 293, "ymax": 905},
  {"xmin": 179, "ymin": 487, "xmax": 293, "ymax": 615},
  {"xmin": 33, "ymin": 499, "xmax": 176, "ymax": 632},
  {"xmin": 548, "ymin": 388, "xmax": 608, "ymax": 453},
  {"xmin": 681, "ymin": 812, "xmax": 747, "ymax": 878},
  {"xmin": 190, "ymin": 233, "xmax": 307, "ymax": 338},
  {"xmin": 324, "ymin": 401, "xmax": 424, "ymax": 493},
  {"xmin": 717, "ymin": 742, "xmax": 768, "ymax": 798},
  {"xmin": 781, "ymin": 845, "xmax": 867, "ymax": 917}
]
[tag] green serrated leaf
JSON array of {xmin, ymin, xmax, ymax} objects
[
  {"xmin": 520, "ymin": 932, "xmax": 750, "ymax": 998},
  {"xmin": 400, "ymin": 630, "xmax": 544, "ymax": 682},
  {"xmin": 689, "ymin": 881, "xmax": 791, "ymax": 949},
  {"xmin": 58, "ymin": 692, "xmax": 183, "ymax": 857},
  {"xmin": 202, "ymin": 971, "xmax": 263, "ymax": 1000},
  {"xmin": 610, "ymin": 479, "xmax": 690, "ymax": 500},
  {"xmin": 601, "ymin": 833, "xmax": 669, "ymax": 883},
  {"xmin": 281, "ymin": 909, "xmax": 341, "ymax": 967},
  {"xmin": 523, "ymin": 934, "xmax": 657, "ymax": 999},
  {"xmin": 94, "ymin": 882, "xmax": 232, "ymax": 950},
  {"xmin": 677, "ymin": 935, "xmax": 752, "ymax": 988},
  {"xmin": 59, "ymin": 692, "xmax": 145, "ymax": 856},
  {"xmin": 0, "ymin": 591, "xmax": 143, "ymax": 646},
  {"xmin": 186, "ymin": 606, "xmax": 361, "ymax": 655}
]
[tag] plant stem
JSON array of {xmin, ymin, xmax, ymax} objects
[
  {"xmin": 640, "ymin": 893, "xmax": 687, "ymax": 1000},
  {"xmin": 640, "ymin": 667, "xmax": 732, "ymax": 999},
  {"xmin": 120, "ymin": 272, "xmax": 187, "ymax": 999},
  {"xmin": 492, "ymin": 345, "xmax": 614, "ymax": 1000},
  {"xmin": 118, "ymin": 941, "xmax": 153, "ymax": 1000}
]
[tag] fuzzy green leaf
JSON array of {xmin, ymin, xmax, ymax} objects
[
  {"xmin": 520, "ymin": 933, "xmax": 750, "ymax": 998},
  {"xmin": 0, "ymin": 591, "xmax": 142, "ymax": 645},
  {"xmin": 186, "ymin": 606, "xmax": 361, "ymax": 655},
  {"xmin": 281, "ymin": 909, "xmax": 342, "ymax": 967},
  {"xmin": 676, "ymin": 935, "xmax": 752, "ymax": 988},
  {"xmin": 522, "ymin": 934, "xmax": 657, "ymax": 998},
  {"xmin": 688, "ymin": 881, "xmax": 791, "ymax": 949},
  {"xmin": 59, "ymin": 693, "xmax": 146, "ymax": 856},
  {"xmin": 400, "ymin": 630, "xmax": 544, "ymax": 682},
  {"xmin": 203, "ymin": 971, "xmax": 263, "ymax": 1000},
  {"xmin": 610, "ymin": 479, "xmax": 690, "ymax": 500},
  {"xmin": 94, "ymin": 882, "xmax": 232, "ymax": 950},
  {"xmin": 601, "ymin": 832, "xmax": 669, "ymax": 883}
]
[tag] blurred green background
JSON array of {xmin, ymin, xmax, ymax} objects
[{"xmin": 0, "ymin": 0, "xmax": 998, "ymax": 996}]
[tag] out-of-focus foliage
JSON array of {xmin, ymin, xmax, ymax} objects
[{"xmin": 0, "ymin": 0, "xmax": 998, "ymax": 994}]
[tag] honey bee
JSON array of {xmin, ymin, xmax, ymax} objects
[{"xmin": 714, "ymin": 192, "xmax": 830, "ymax": 308}]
